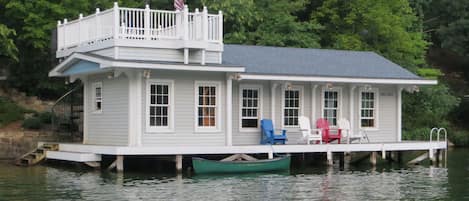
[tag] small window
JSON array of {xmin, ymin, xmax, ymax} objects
[
  {"xmin": 92, "ymin": 82, "xmax": 102, "ymax": 113},
  {"xmin": 360, "ymin": 89, "xmax": 378, "ymax": 129},
  {"xmin": 240, "ymin": 86, "xmax": 262, "ymax": 131},
  {"xmin": 323, "ymin": 88, "xmax": 340, "ymax": 126},
  {"xmin": 196, "ymin": 82, "xmax": 219, "ymax": 130},
  {"xmin": 283, "ymin": 87, "xmax": 302, "ymax": 127},
  {"xmin": 147, "ymin": 80, "xmax": 173, "ymax": 132}
]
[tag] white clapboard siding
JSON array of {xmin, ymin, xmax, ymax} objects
[
  {"xmin": 118, "ymin": 47, "xmax": 221, "ymax": 64},
  {"xmin": 231, "ymin": 81, "xmax": 271, "ymax": 145},
  {"xmin": 86, "ymin": 73, "xmax": 129, "ymax": 145},
  {"xmin": 91, "ymin": 48, "xmax": 115, "ymax": 58},
  {"xmin": 141, "ymin": 70, "xmax": 226, "ymax": 146}
]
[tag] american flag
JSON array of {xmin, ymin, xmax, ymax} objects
[{"xmin": 174, "ymin": 0, "xmax": 184, "ymax": 11}]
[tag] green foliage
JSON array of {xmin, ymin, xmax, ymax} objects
[
  {"xmin": 0, "ymin": 24, "xmax": 18, "ymax": 62},
  {"xmin": 416, "ymin": 68, "xmax": 443, "ymax": 79},
  {"xmin": 449, "ymin": 129, "xmax": 469, "ymax": 147},
  {"xmin": 0, "ymin": 97, "xmax": 29, "ymax": 127},
  {"xmin": 38, "ymin": 111, "xmax": 53, "ymax": 124},
  {"xmin": 22, "ymin": 116, "xmax": 42, "ymax": 130},
  {"xmin": 312, "ymin": 0, "xmax": 428, "ymax": 71},
  {"xmin": 203, "ymin": 0, "xmax": 322, "ymax": 48},
  {"xmin": 403, "ymin": 84, "xmax": 460, "ymax": 132}
]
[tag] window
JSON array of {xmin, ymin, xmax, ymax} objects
[
  {"xmin": 283, "ymin": 87, "xmax": 302, "ymax": 127},
  {"xmin": 196, "ymin": 82, "xmax": 220, "ymax": 131},
  {"xmin": 147, "ymin": 80, "xmax": 173, "ymax": 132},
  {"xmin": 92, "ymin": 82, "xmax": 102, "ymax": 113},
  {"xmin": 240, "ymin": 86, "xmax": 262, "ymax": 131},
  {"xmin": 322, "ymin": 88, "xmax": 341, "ymax": 126},
  {"xmin": 360, "ymin": 88, "xmax": 378, "ymax": 129}
]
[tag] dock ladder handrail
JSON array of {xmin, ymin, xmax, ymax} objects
[{"xmin": 429, "ymin": 127, "xmax": 447, "ymax": 143}]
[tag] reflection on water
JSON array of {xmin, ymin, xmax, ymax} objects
[{"xmin": 0, "ymin": 148, "xmax": 467, "ymax": 201}]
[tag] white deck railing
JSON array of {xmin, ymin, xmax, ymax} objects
[{"xmin": 57, "ymin": 3, "xmax": 223, "ymax": 51}]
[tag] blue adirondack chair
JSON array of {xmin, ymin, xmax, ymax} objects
[{"xmin": 260, "ymin": 119, "xmax": 287, "ymax": 145}]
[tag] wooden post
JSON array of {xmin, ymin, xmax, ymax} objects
[
  {"xmin": 78, "ymin": 13, "xmax": 83, "ymax": 45},
  {"xmin": 144, "ymin": 4, "xmax": 150, "ymax": 40},
  {"xmin": 370, "ymin": 152, "xmax": 377, "ymax": 166},
  {"xmin": 344, "ymin": 152, "xmax": 351, "ymax": 170},
  {"xmin": 63, "ymin": 18, "xmax": 68, "ymax": 48},
  {"xmin": 429, "ymin": 149, "xmax": 436, "ymax": 165},
  {"xmin": 176, "ymin": 155, "xmax": 183, "ymax": 173},
  {"xmin": 268, "ymin": 151, "xmax": 273, "ymax": 159},
  {"xmin": 225, "ymin": 76, "xmax": 233, "ymax": 146},
  {"xmin": 116, "ymin": 155, "xmax": 124, "ymax": 172},
  {"xmin": 327, "ymin": 151, "xmax": 333, "ymax": 166}
]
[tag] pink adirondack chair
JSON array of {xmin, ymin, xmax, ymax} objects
[{"xmin": 316, "ymin": 118, "xmax": 341, "ymax": 144}]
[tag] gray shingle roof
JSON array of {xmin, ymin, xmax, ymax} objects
[{"xmin": 222, "ymin": 44, "xmax": 422, "ymax": 79}]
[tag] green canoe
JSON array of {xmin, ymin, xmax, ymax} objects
[{"xmin": 192, "ymin": 155, "xmax": 291, "ymax": 174}]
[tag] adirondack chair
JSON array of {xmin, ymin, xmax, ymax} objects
[
  {"xmin": 260, "ymin": 119, "xmax": 287, "ymax": 145},
  {"xmin": 316, "ymin": 118, "xmax": 341, "ymax": 144},
  {"xmin": 298, "ymin": 116, "xmax": 322, "ymax": 144},
  {"xmin": 337, "ymin": 118, "xmax": 369, "ymax": 144}
]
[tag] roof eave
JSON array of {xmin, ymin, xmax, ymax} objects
[{"xmin": 238, "ymin": 74, "xmax": 438, "ymax": 85}]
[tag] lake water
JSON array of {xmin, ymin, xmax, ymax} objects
[{"xmin": 0, "ymin": 148, "xmax": 468, "ymax": 201}]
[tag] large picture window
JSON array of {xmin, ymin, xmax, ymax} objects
[
  {"xmin": 147, "ymin": 80, "xmax": 173, "ymax": 132},
  {"xmin": 283, "ymin": 87, "xmax": 302, "ymax": 127},
  {"xmin": 240, "ymin": 86, "xmax": 262, "ymax": 131},
  {"xmin": 360, "ymin": 88, "xmax": 378, "ymax": 129},
  {"xmin": 196, "ymin": 82, "xmax": 220, "ymax": 131},
  {"xmin": 92, "ymin": 82, "xmax": 102, "ymax": 113},
  {"xmin": 322, "ymin": 88, "xmax": 341, "ymax": 126}
]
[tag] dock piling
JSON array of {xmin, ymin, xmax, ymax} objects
[
  {"xmin": 370, "ymin": 152, "xmax": 377, "ymax": 166},
  {"xmin": 175, "ymin": 155, "xmax": 183, "ymax": 173},
  {"xmin": 327, "ymin": 151, "xmax": 333, "ymax": 166},
  {"xmin": 116, "ymin": 155, "xmax": 124, "ymax": 172}
]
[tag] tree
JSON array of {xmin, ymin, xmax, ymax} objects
[
  {"xmin": 203, "ymin": 0, "xmax": 322, "ymax": 48},
  {"xmin": 312, "ymin": 0, "xmax": 428, "ymax": 71}
]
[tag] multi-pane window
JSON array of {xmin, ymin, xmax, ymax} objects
[
  {"xmin": 149, "ymin": 83, "xmax": 170, "ymax": 127},
  {"xmin": 283, "ymin": 89, "xmax": 301, "ymax": 127},
  {"xmin": 92, "ymin": 82, "xmax": 102, "ymax": 112},
  {"xmin": 323, "ymin": 90, "xmax": 339, "ymax": 126},
  {"xmin": 360, "ymin": 91, "xmax": 377, "ymax": 128},
  {"xmin": 240, "ymin": 87, "xmax": 261, "ymax": 129},
  {"xmin": 197, "ymin": 84, "xmax": 218, "ymax": 128}
]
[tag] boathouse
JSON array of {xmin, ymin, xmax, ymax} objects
[{"xmin": 41, "ymin": 3, "xmax": 446, "ymax": 171}]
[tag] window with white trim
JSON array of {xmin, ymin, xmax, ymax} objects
[
  {"xmin": 196, "ymin": 82, "xmax": 219, "ymax": 130},
  {"xmin": 323, "ymin": 89, "xmax": 340, "ymax": 126},
  {"xmin": 92, "ymin": 82, "xmax": 102, "ymax": 113},
  {"xmin": 148, "ymin": 81, "xmax": 173, "ymax": 130},
  {"xmin": 240, "ymin": 86, "xmax": 261, "ymax": 130},
  {"xmin": 360, "ymin": 89, "xmax": 378, "ymax": 128},
  {"xmin": 283, "ymin": 88, "xmax": 301, "ymax": 127}
]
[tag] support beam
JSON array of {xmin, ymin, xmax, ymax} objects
[
  {"xmin": 349, "ymin": 85, "xmax": 356, "ymax": 135},
  {"xmin": 226, "ymin": 75, "xmax": 233, "ymax": 146},
  {"xmin": 175, "ymin": 155, "xmax": 183, "ymax": 173},
  {"xmin": 397, "ymin": 86, "xmax": 403, "ymax": 142},
  {"xmin": 183, "ymin": 48, "xmax": 189, "ymax": 64},
  {"xmin": 408, "ymin": 152, "xmax": 428, "ymax": 165},
  {"xmin": 127, "ymin": 71, "xmax": 143, "ymax": 146},
  {"xmin": 271, "ymin": 82, "xmax": 278, "ymax": 124},
  {"xmin": 268, "ymin": 151, "xmax": 274, "ymax": 159},
  {"xmin": 312, "ymin": 84, "xmax": 318, "ymax": 126},
  {"xmin": 116, "ymin": 155, "xmax": 124, "ymax": 172},
  {"xmin": 82, "ymin": 77, "xmax": 88, "ymax": 144},
  {"xmin": 370, "ymin": 152, "xmax": 377, "ymax": 166}
]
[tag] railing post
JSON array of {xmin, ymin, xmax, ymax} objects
[
  {"xmin": 78, "ymin": 14, "xmax": 83, "ymax": 46},
  {"xmin": 218, "ymin": 10, "xmax": 223, "ymax": 44},
  {"xmin": 63, "ymin": 19, "xmax": 68, "ymax": 49},
  {"xmin": 202, "ymin": 7, "xmax": 208, "ymax": 42},
  {"xmin": 183, "ymin": 5, "xmax": 189, "ymax": 41},
  {"xmin": 95, "ymin": 8, "xmax": 100, "ymax": 42},
  {"xmin": 144, "ymin": 4, "xmax": 150, "ymax": 40},
  {"xmin": 195, "ymin": 8, "xmax": 199, "ymax": 40},
  {"xmin": 113, "ymin": 2, "xmax": 119, "ymax": 40},
  {"xmin": 57, "ymin": 20, "xmax": 62, "ymax": 50},
  {"xmin": 183, "ymin": 5, "xmax": 189, "ymax": 64}
]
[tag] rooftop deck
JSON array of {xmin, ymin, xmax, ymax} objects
[{"xmin": 56, "ymin": 3, "xmax": 223, "ymax": 58}]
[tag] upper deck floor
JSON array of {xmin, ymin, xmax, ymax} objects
[{"xmin": 56, "ymin": 2, "xmax": 223, "ymax": 63}]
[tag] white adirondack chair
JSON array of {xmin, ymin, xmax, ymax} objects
[
  {"xmin": 298, "ymin": 116, "xmax": 322, "ymax": 144},
  {"xmin": 338, "ymin": 118, "xmax": 369, "ymax": 144}
]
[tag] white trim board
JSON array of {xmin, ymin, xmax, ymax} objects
[
  {"xmin": 49, "ymin": 53, "xmax": 245, "ymax": 77},
  {"xmin": 239, "ymin": 74, "xmax": 437, "ymax": 85}
]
